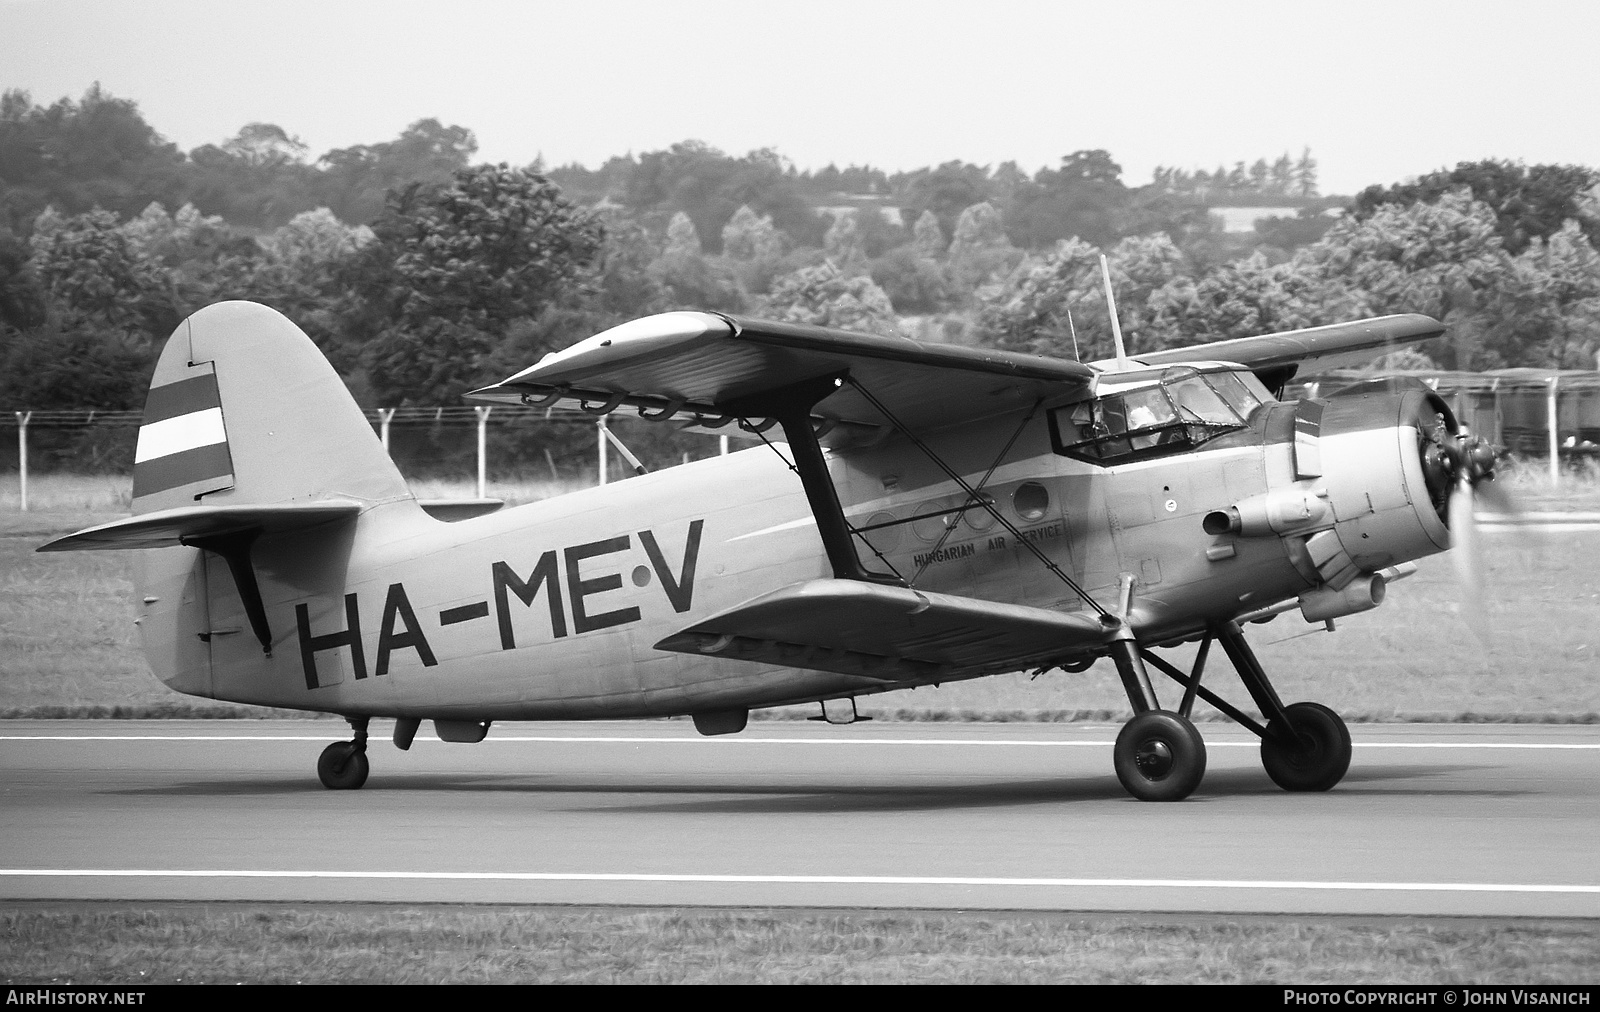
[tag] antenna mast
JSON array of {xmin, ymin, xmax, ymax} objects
[{"xmin": 1100, "ymin": 254, "xmax": 1131, "ymax": 371}]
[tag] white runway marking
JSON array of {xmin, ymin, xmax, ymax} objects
[
  {"xmin": 2, "ymin": 733, "xmax": 1597, "ymax": 749},
  {"xmin": 1, "ymin": 869, "xmax": 1596, "ymax": 895}
]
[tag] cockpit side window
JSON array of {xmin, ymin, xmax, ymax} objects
[
  {"xmin": 1165, "ymin": 374, "xmax": 1236, "ymax": 425},
  {"xmin": 1206, "ymin": 370, "xmax": 1266, "ymax": 421},
  {"xmin": 1048, "ymin": 367, "xmax": 1258, "ymax": 465}
]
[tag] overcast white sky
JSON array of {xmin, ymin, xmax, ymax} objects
[{"xmin": 1, "ymin": 0, "xmax": 1596, "ymax": 196}]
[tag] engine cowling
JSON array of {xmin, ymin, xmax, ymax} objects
[{"xmin": 1210, "ymin": 380, "xmax": 1492, "ymax": 594}]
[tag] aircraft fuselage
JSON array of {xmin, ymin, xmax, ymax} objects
[{"xmin": 136, "ymin": 377, "xmax": 1451, "ymax": 722}]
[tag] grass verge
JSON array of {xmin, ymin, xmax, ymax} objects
[{"xmin": 4, "ymin": 906, "xmax": 1599, "ymax": 984}]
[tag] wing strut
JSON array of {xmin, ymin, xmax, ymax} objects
[
  {"xmin": 844, "ymin": 377, "xmax": 1112, "ymax": 619},
  {"xmin": 722, "ymin": 373, "xmax": 902, "ymax": 586}
]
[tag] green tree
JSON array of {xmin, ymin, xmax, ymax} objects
[
  {"xmin": 315, "ymin": 118, "xmax": 479, "ymax": 224},
  {"xmin": 893, "ymin": 161, "xmax": 992, "ymax": 241},
  {"xmin": 186, "ymin": 122, "xmax": 320, "ymax": 229},
  {"xmin": 823, "ymin": 211, "xmax": 866, "ymax": 269},
  {"xmin": 869, "ymin": 245, "xmax": 950, "ymax": 314},
  {"xmin": 1300, "ymin": 188, "xmax": 1506, "ymax": 325},
  {"xmin": 1175, "ymin": 251, "xmax": 1324, "ymax": 346},
  {"xmin": 28, "ymin": 206, "xmax": 170, "ymax": 339},
  {"xmin": 1482, "ymin": 220, "xmax": 1600, "ymax": 368},
  {"xmin": 0, "ymin": 84, "xmax": 186, "ymax": 230},
  {"xmin": 761, "ymin": 260, "xmax": 898, "ymax": 335},
  {"xmin": 1350, "ymin": 160, "xmax": 1598, "ymax": 254},
  {"xmin": 947, "ymin": 201, "xmax": 1021, "ymax": 297},
  {"xmin": 721, "ymin": 204, "xmax": 784, "ymax": 261},
  {"xmin": 341, "ymin": 164, "xmax": 605, "ymax": 404},
  {"xmin": 589, "ymin": 206, "xmax": 665, "ymax": 318},
  {"xmin": 662, "ymin": 211, "xmax": 702, "ymax": 257},
  {"xmin": 1002, "ymin": 151, "xmax": 1130, "ymax": 250},
  {"xmin": 974, "ymin": 234, "xmax": 1195, "ymax": 357},
  {"xmin": 238, "ymin": 207, "xmax": 372, "ymax": 362},
  {"xmin": 912, "ymin": 209, "xmax": 946, "ymax": 259},
  {"xmin": 973, "ymin": 238, "xmax": 1104, "ymax": 357},
  {"xmin": 623, "ymin": 141, "xmax": 819, "ymax": 251},
  {"xmin": 651, "ymin": 210, "xmax": 740, "ymax": 311},
  {"xmin": 718, "ymin": 204, "xmax": 790, "ymax": 297}
]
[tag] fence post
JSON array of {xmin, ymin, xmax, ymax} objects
[
  {"xmin": 379, "ymin": 408, "xmax": 395, "ymax": 452},
  {"xmin": 15, "ymin": 411, "xmax": 29, "ymax": 512},
  {"xmin": 474, "ymin": 406, "xmax": 492, "ymax": 499},
  {"xmin": 597, "ymin": 416, "xmax": 609, "ymax": 486},
  {"xmin": 1548, "ymin": 376, "xmax": 1561, "ymax": 487}
]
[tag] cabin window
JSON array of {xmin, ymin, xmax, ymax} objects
[{"xmin": 1048, "ymin": 367, "xmax": 1256, "ymax": 465}]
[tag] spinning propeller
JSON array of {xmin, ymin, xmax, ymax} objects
[{"xmin": 1421, "ymin": 417, "xmax": 1507, "ymax": 639}]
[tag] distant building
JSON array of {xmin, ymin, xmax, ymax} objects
[{"xmin": 1210, "ymin": 206, "xmax": 1308, "ymax": 233}]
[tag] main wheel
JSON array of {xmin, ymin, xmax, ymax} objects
[
  {"xmin": 317, "ymin": 741, "xmax": 369, "ymax": 790},
  {"xmin": 1261, "ymin": 702, "xmax": 1351, "ymax": 792},
  {"xmin": 1113, "ymin": 710, "xmax": 1207, "ymax": 801}
]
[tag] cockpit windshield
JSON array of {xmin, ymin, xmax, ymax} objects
[{"xmin": 1048, "ymin": 366, "xmax": 1268, "ymax": 464}]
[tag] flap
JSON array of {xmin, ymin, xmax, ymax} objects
[
  {"xmin": 654, "ymin": 578, "xmax": 1108, "ymax": 681},
  {"xmin": 468, "ymin": 312, "xmax": 1094, "ymax": 444},
  {"xmin": 1128, "ymin": 314, "xmax": 1445, "ymax": 382},
  {"xmin": 38, "ymin": 501, "xmax": 363, "ymax": 552}
]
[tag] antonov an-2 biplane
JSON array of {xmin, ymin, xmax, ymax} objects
[{"xmin": 40, "ymin": 297, "xmax": 1499, "ymax": 801}]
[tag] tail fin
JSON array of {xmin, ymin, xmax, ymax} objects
[{"xmin": 131, "ymin": 301, "xmax": 408, "ymax": 513}]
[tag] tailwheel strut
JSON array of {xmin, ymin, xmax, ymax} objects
[
  {"xmin": 1138, "ymin": 622, "xmax": 1351, "ymax": 793},
  {"xmin": 317, "ymin": 714, "xmax": 370, "ymax": 790}
]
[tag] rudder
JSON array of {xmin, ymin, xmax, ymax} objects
[{"xmin": 132, "ymin": 301, "xmax": 410, "ymax": 513}]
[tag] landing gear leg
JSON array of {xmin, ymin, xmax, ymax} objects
[
  {"xmin": 317, "ymin": 714, "xmax": 370, "ymax": 790},
  {"xmin": 1108, "ymin": 636, "xmax": 1206, "ymax": 802},
  {"xmin": 1216, "ymin": 622, "xmax": 1351, "ymax": 792}
]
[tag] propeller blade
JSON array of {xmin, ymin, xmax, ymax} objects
[
  {"xmin": 1473, "ymin": 477, "xmax": 1517, "ymax": 517},
  {"xmin": 1449, "ymin": 475, "xmax": 1491, "ymax": 644}
]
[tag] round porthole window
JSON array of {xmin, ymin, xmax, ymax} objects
[
  {"xmin": 863, "ymin": 511, "xmax": 900, "ymax": 553},
  {"xmin": 963, "ymin": 493, "xmax": 997, "ymax": 532},
  {"xmin": 1013, "ymin": 482, "xmax": 1050, "ymax": 522},
  {"xmin": 912, "ymin": 500, "xmax": 953, "ymax": 542}
]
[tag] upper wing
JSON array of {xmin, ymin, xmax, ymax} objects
[
  {"xmin": 654, "ymin": 578, "xmax": 1107, "ymax": 681},
  {"xmin": 468, "ymin": 312, "xmax": 1094, "ymax": 442},
  {"xmin": 1128, "ymin": 314, "xmax": 1446, "ymax": 388}
]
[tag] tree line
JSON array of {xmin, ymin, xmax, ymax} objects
[{"xmin": 2, "ymin": 86, "xmax": 1598, "ymax": 472}]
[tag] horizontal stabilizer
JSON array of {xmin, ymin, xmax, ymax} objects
[
  {"xmin": 469, "ymin": 312, "xmax": 1094, "ymax": 446},
  {"xmin": 1130, "ymin": 314, "xmax": 1445, "ymax": 385},
  {"xmin": 655, "ymin": 579, "xmax": 1108, "ymax": 681},
  {"xmin": 38, "ymin": 501, "xmax": 362, "ymax": 552}
]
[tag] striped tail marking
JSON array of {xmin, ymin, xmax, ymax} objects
[{"xmin": 132, "ymin": 363, "xmax": 236, "ymax": 501}]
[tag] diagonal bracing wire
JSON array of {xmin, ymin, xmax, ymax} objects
[
  {"xmin": 845, "ymin": 377, "xmax": 1110, "ymax": 618},
  {"xmin": 909, "ymin": 399, "xmax": 1042, "ymax": 586}
]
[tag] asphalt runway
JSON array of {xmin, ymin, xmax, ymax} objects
[{"xmin": 2, "ymin": 719, "xmax": 1597, "ymax": 917}]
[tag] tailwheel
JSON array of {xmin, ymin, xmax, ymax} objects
[
  {"xmin": 1113, "ymin": 710, "xmax": 1207, "ymax": 802},
  {"xmin": 1260, "ymin": 702, "xmax": 1351, "ymax": 792},
  {"xmin": 317, "ymin": 741, "xmax": 369, "ymax": 790},
  {"xmin": 317, "ymin": 715, "xmax": 370, "ymax": 790}
]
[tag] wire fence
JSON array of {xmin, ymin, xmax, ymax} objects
[
  {"xmin": 10, "ymin": 368, "xmax": 1600, "ymax": 509},
  {"xmin": 4, "ymin": 405, "xmax": 733, "ymax": 510}
]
